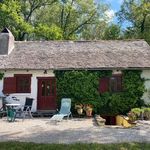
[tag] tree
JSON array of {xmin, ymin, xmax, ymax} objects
[
  {"xmin": 35, "ymin": 0, "xmax": 110, "ymax": 40},
  {"xmin": 103, "ymin": 24, "xmax": 121, "ymax": 40},
  {"xmin": 20, "ymin": 0, "xmax": 57, "ymax": 40},
  {"xmin": 0, "ymin": 0, "xmax": 58, "ymax": 40},
  {"xmin": 117, "ymin": 0, "xmax": 150, "ymax": 43},
  {"xmin": 0, "ymin": 0, "xmax": 32, "ymax": 40},
  {"xmin": 0, "ymin": 0, "xmax": 113, "ymax": 40},
  {"xmin": 35, "ymin": 24, "xmax": 62, "ymax": 40}
]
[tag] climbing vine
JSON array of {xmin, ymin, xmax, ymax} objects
[
  {"xmin": 0, "ymin": 72, "xmax": 4, "ymax": 80},
  {"xmin": 54, "ymin": 70, "xmax": 145, "ymax": 115}
]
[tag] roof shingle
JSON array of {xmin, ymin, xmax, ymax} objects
[{"xmin": 0, "ymin": 40, "xmax": 150, "ymax": 70}]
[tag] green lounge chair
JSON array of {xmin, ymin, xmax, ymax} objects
[{"xmin": 50, "ymin": 98, "xmax": 72, "ymax": 122}]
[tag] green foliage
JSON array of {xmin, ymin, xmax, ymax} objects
[
  {"xmin": 102, "ymin": 24, "xmax": 121, "ymax": 40},
  {"xmin": 143, "ymin": 107, "xmax": 150, "ymax": 120},
  {"xmin": 123, "ymin": 70, "xmax": 145, "ymax": 106},
  {"xmin": 99, "ymin": 70, "xmax": 145, "ymax": 115},
  {"xmin": 0, "ymin": 142, "xmax": 150, "ymax": 150},
  {"xmin": 55, "ymin": 70, "xmax": 145, "ymax": 115},
  {"xmin": 131, "ymin": 108, "xmax": 143, "ymax": 116},
  {"xmin": 0, "ymin": 72, "xmax": 4, "ymax": 80},
  {"xmin": 117, "ymin": 0, "xmax": 150, "ymax": 44},
  {"xmin": 35, "ymin": 24, "xmax": 63, "ymax": 40},
  {"xmin": 0, "ymin": 0, "xmax": 33, "ymax": 40},
  {"xmin": 55, "ymin": 70, "xmax": 100, "ymax": 111},
  {"xmin": 0, "ymin": 0, "xmax": 114, "ymax": 40},
  {"xmin": 128, "ymin": 107, "xmax": 150, "ymax": 121}
]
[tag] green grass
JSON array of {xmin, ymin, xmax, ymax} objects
[{"xmin": 0, "ymin": 142, "xmax": 150, "ymax": 150}]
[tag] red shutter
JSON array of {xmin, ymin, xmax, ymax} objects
[
  {"xmin": 3, "ymin": 77, "xmax": 16, "ymax": 94},
  {"xmin": 99, "ymin": 77, "xmax": 109, "ymax": 93}
]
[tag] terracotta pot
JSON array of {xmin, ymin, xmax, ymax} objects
[
  {"xmin": 77, "ymin": 108, "xmax": 83, "ymax": 115},
  {"xmin": 86, "ymin": 109, "xmax": 92, "ymax": 117}
]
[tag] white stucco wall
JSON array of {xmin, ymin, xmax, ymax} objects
[
  {"xmin": 0, "ymin": 70, "xmax": 55, "ymax": 112},
  {"xmin": 141, "ymin": 70, "xmax": 150, "ymax": 104}
]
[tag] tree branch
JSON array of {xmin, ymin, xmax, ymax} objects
[{"xmin": 68, "ymin": 11, "xmax": 96, "ymax": 38}]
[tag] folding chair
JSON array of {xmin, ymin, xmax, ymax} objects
[
  {"xmin": 50, "ymin": 98, "xmax": 72, "ymax": 122},
  {"xmin": 16, "ymin": 97, "xmax": 34, "ymax": 120}
]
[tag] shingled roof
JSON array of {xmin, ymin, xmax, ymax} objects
[{"xmin": 0, "ymin": 40, "xmax": 150, "ymax": 70}]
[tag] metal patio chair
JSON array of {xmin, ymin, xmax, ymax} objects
[
  {"xmin": 15, "ymin": 97, "xmax": 34, "ymax": 120},
  {"xmin": 50, "ymin": 98, "xmax": 72, "ymax": 122}
]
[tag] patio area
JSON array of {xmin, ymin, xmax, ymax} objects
[{"xmin": 0, "ymin": 118, "xmax": 150, "ymax": 144}]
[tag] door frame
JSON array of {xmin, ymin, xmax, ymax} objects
[{"xmin": 37, "ymin": 77, "xmax": 56, "ymax": 110}]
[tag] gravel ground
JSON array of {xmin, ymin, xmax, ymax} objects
[{"xmin": 0, "ymin": 118, "xmax": 150, "ymax": 144}]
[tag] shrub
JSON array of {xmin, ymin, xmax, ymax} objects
[
  {"xmin": 131, "ymin": 108, "xmax": 143, "ymax": 119},
  {"xmin": 127, "ymin": 111, "xmax": 137, "ymax": 122},
  {"xmin": 0, "ymin": 72, "xmax": 4, "ymax": 80},
  {"xmin": 54, "ymin": 70, "xmax": 145, "ymax": 115},
  {"xmin": 143, "ymin": 108, "xmax": 150, "ymax": 120}
]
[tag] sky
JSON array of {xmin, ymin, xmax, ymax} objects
[{"xmin": 96, "ymin": 0, "xmax": 128, "ymax": 28}]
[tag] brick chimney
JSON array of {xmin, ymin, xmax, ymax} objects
[{"xmin": 0, "ymin": 28, "xmax": 14, "ymax": 55}]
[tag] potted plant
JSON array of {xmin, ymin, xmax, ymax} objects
[
  {"xmin": 84, "ymin": 104, "xmax": 93, "ymax": 117},
  {"xmin": 75, "ymin": 103, "xmax": 83, "ymax": 115},
  {"xmin": 143, "ymin": 108, "xmax": 150, "ymax": 120},
  {"xmin": 127, "ymin": 111, "xmax": 137, "ymax": 122}
]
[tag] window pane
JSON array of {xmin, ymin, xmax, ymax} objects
[
  {"xmin": 110, "ymin": 77, "xmax": 117, "ymax": 92},
  {"xmin": 110, "ymin": 75, "xmax": 122, "ymax": 92},
  {"xmin": 42, "ymin": 81, "xmax": 46, "ymax": 96},
  {"xmin": 46, "ymin": 81, "xmax": 51, "ymax": 96},
  {"xmin": 15, "ymin": 75, "xmax": 31, "ymax": 93}
]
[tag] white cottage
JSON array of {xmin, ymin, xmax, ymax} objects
[{"xmin": 0, "ymin": 28, "xmax": 150, "ymax": 113}]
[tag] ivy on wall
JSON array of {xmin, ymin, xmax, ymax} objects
[
  {"xmin": 54, "ymin": 70, "xmax": 145, "ymax": 115},
  {"xmin": 0, "ymin": 72, "xmax": 4, "ymax": 80},
  {"xmin": 54, "ymin": 70, "xmax": 106, "ymax": 112}
]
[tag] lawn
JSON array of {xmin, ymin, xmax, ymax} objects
[{"xmin": 0, "ymin": 142, "xmax": 150, "ymax": 150}]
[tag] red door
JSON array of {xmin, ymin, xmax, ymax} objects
[{"xmin": 37, "ymin": 77, "xmax": 56, "ymax": 110}]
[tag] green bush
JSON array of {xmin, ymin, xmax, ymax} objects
[
  {"xmin": 143, "ymin": 108, "xmax": 150, "ymax": 120},
  {"xmin": 128, "ymin": 107, "xmax": 150, "ymax": 120},
  {"xmin": 127, "ymin": 111, "xmax": 137, "ymax": 122},
  {"xmin": 0, "ymin": 72, "xmax": 4, "ymax": 80},
  {"xmin": 54, "ymin": 70, "xmax": 101, "ymax": 113},
  {"xmin": 131, "ymin": 108, "xmax": 143, "ymax": 119}
]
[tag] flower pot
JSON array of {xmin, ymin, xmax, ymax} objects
[
  {"xmin": 77, "ymin": 108, "xmax": 83, "ymax": 115},
  {"xmin": 86, "ymin": 108, "xmax": 93, "ymax": 117}
]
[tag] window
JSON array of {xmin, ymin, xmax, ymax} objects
[
  {"xmin": 3, "ymin": 74, "xmax": 32, "ymax": 94},
  {"xmin": 99, "ymin": 74, "xmax": 122, "ymax": 93},
  {"xmin": 15, "ymin": 75, "xmax": 31, "ymax": 93},
  {"xmin": 109, "ymin": 75, "xmax": 122, "ymax": 92},
  {"xmin": 41, "ymin": 80, "xmax": 55, "ymax": 96}
]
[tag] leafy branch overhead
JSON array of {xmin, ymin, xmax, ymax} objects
[
  {"xmin": 117, "ymin": 0, "xmax": 150, "ymax": 43},
  {"xmin": 0, "ymin": 0, "xmax": 114, "ymax": 40},
  {"xmin": 0, "ymin": 0, "xmax": 149, "ymax": 42}
]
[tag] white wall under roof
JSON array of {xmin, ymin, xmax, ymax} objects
[
  {"xmin": 0, "ymin": 70, "xmax": 55, "ymax": 112},
  {"xmin": 0, "ymin": 69, "xmax": 150, "ymax": 112}
]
